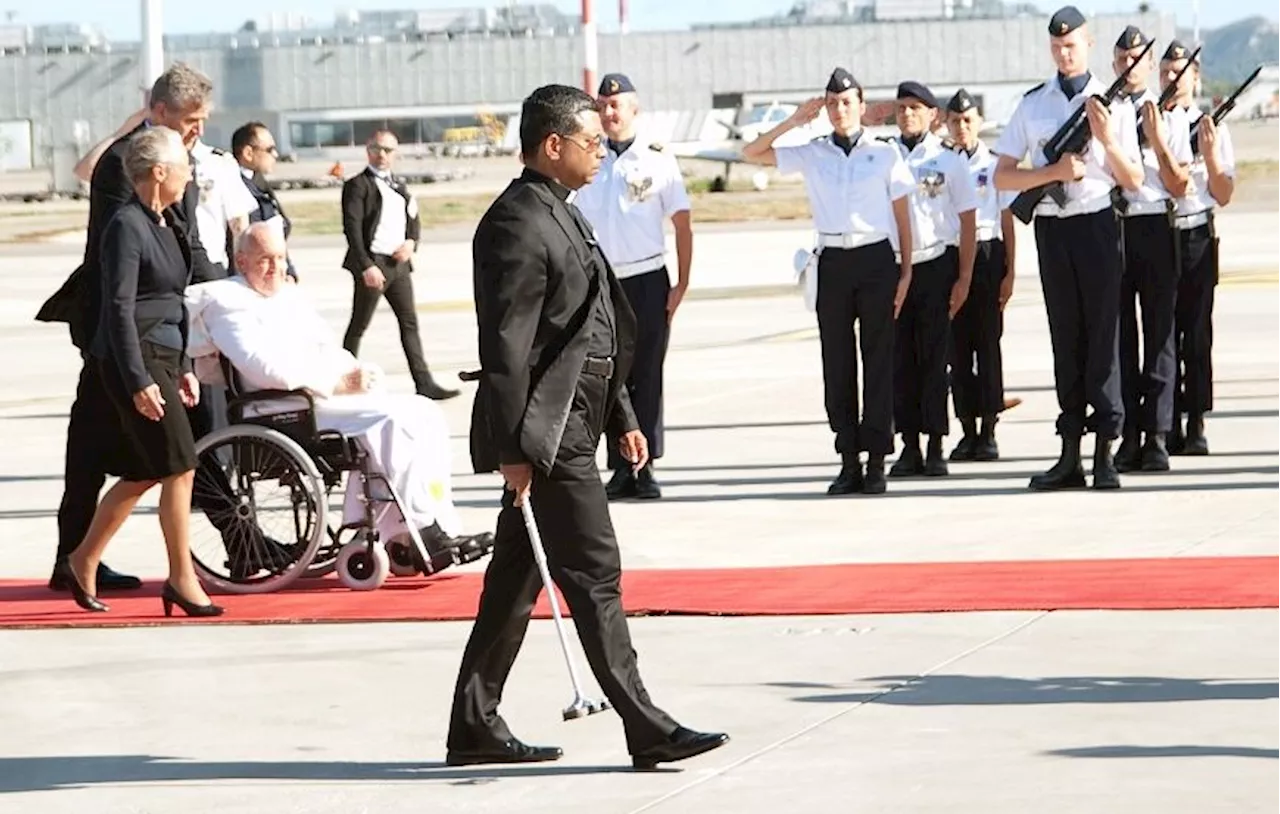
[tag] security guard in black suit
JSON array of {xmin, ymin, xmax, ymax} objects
[
  {"xmin": 993, "ymin": 6, "xmax": 1144, "ymax": 490},
  {"xmin": 230, "ymin": 121, "xmax": 298, "ymax": 281},
  {"xmin": 448, "ymin": 84, "xmax": 727, "ymax": 770}
]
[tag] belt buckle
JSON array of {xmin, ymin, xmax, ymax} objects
[{"xmin": 841, "ymin": 233, "xmax": 856, "ymax": 250}]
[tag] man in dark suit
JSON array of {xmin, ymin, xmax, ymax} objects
[
  {"xmin": 445, "ymin": 84, "xmax": 728, "ymax": 770},
  {"xmin": 230, "ymin": 121, "xmax": 298, "ymax": 281},
  {"xmin": 340, "ymin": 130, "xmax": 458, "ymax": 400},
  {"xmin": 37, "ymin": 62, "xmax": 225, "ymax": 592}
]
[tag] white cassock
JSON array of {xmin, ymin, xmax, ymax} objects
[{"xmin": 185, "ymin": 276, "xmax": 463, "ymax": 541}]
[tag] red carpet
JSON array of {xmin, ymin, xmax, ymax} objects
[{"xmin": 0, "ymin": 556, "xmax": 1274, "ymax": 629}]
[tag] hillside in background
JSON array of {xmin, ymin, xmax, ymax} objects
[{"xmin": 1180, "ymin": 16, "xmax": 1280, "ymax": 84}]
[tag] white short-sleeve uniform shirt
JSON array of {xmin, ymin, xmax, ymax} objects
[
  {"xmin": 191, "ymin": 139, "xmax": 257, "ymax": 267},
  {"xmin": 574, "ymin": 135, "xmax": 691, "ymax": 279},
  {"xmin": 993, "ymin": 74, "xmax": 1141, "ymax": 218},
  {"xmin": 775, "ymin": 132, "xmax": 916, "ymax": 251},
  {"xmin": 885, "ymin": 132, "xmax": 979, "ymax": 259}
]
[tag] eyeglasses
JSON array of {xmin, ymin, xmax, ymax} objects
[
  {"xmin": 560, "ymin": 133, "xmax": 605, "ymax": 152},
  {"xmin": 254, "ymin": 144, "xmax": 279, "ymax": 156},
  {"xmin": 368, "ymin": 145, "xmax": 397, "ymax": 154}
]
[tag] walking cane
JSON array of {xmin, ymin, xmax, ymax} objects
[{"xmin": 519, "ymin": 495, "xmax": 612, "ymax": 721}]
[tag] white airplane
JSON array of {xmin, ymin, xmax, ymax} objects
[{"xmin": 666, "ymin": 102, "xmax": 832, "ymax": 192}]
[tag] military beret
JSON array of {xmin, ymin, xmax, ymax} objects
[
  {"xmin": 1115, "ymin": 25, "xmax": 1150, "ymax": 50},
  {"xmin": 598, "ymin": 73, "xmax": 635, "ymax": 96},
  {"xmin": 947, "ymin": 88, "xmax": 979, "ymax": 114},
  {"xmin": 897, "ymin": 81, "xmax": 938, "ymax": 108},
  {"xmin": 1048, "ymin": 5, "xmax": 1086, "ymax": 37},
  {"xmin": 826, "ymin": 67, "xmax": 861, "ymax": 94},
  {"xmin": 1162, "ymin": 39, "xmax": 1196, "ymax": 62}
]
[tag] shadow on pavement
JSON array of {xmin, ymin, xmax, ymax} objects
[{"xmin": 1045, "ymin": 745, "xmax": 1278, "ymax": 759}]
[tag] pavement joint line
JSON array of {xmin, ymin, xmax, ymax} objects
[
  {"xmin": 624, "ymin": 611, "xmax": 1052, "ymax": 814},
  {"xmin": 1170, "ymin": 506, "xmax": 1276, "ymax": 558}
]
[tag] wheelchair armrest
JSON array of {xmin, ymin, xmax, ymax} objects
[{"xmin": 227, "ymin": 388, "xmax": 320, "ymax": 437}]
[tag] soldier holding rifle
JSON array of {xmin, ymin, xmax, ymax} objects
[{"xmin": 992, "ymin": 5, "xmax": 1143, "ymax": 491}]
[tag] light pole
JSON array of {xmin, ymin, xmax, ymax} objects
[
  {"xmin": 582, "ymin": 0, "xmax": 596, "ymax": 94},
  {"xmin": 140, "ymin": 0, "xmax": 164, "ymax": 102}
]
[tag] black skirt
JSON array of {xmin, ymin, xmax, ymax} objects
[{"xmin": 98, "ymin": 341, "xmax": 198, "ymax": 481}]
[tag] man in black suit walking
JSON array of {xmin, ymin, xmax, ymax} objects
[
  {"xmin": 340, "ymin": 130, "xmax": 458, "ymax": 400},
  {"xmin": 37, "ymin": 62, "xmax": 224, "ymax": 592},
  {"xmin": 445, "ymin": 84, "xmax": 728, "ymax": 770}
]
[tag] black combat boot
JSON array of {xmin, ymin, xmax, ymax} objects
[
  {"xmin": 1182, "ymin": 413, "xmax": 1209, "ymax": 455},
  {"xmin": 1140, "ymin": 432, "xmax": 1171, "ymax": 472},
  {"xmin": 1167, "ymin": 414, "xmax": 1187, "ymax": 455},
  {"xmin": 1092, "ymin": 437, "xmax": 1121, "ymax": 490},
  {"xmin": 923, "ymin": 435, "xmax": 948, "ymax": 476},
  {"xmin": 949, "ymin": 418, "xmax": 978, "ymax": 461},
  {"xmin": 1028, "ymin": 435, "xmax": 1087, "ymax": 491},
  {"xmin": 862, "ymin": 454, "xmax": 887, "ymax": 495},
  {"xmin": 1113, "ymin": 430, "xmax": 1142, "ymax": 473},
  {"xmin": 827, "ymin": 452, "xmax": 864, "ymax": 496},
  {"xmin": 889, "ymin": 434, "xmax": 924, "ymax": 477},
  {"xmin": 973, "ymin": 414, "xmax": 1000, "ymax": 461}
]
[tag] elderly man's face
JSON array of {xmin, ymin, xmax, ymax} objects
[{"xmin": 237, "ymin": 230, "xmax": 289, "ymax": 297}]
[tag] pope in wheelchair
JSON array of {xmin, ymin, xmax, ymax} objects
[{"xmin": 183, "ymin": 222, "xmax": 493, "ymax": 592}]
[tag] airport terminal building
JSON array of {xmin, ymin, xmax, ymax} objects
[{"xmin": 0, "ymin": 2, "xmax": 1173, "ymax": 191}]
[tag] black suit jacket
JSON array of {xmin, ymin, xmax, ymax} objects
[
  {"xmin": 90, "ymin": 197, "xmax": 195, "ymax": 392},
  {"xmin": 340, "ymin": 168, "xmax": 422, "ymax": 274},
  {"xmin": 469, "ymin": 169, "xmax": 638, "ymax": 475},
  {"xmin": 35, "ymin": 123, "xmax": 223, "ymax": 349}
]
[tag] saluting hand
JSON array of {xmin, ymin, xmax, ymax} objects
[
  {"xmin": 788, "ymin": 98, "xmax": 825, "ymax": 128},
  {"xmin": 619, "ymin": 430, "xmax": 650, "ymax": 472}
]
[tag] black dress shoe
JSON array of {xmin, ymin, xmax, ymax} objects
[
  {"xmin": 634, "ymin": 464, "xmax": 662, "ymax": 500},
  {"xmin": 632, "ymin": 727, "xmax": 729, "ymax": 770},
  {"xmin": 949, "ymin": 434, "xmax": 977, "ymax": 462},
  {"xmin": 604, "ymin": 467, "xmax": 637, "ymax": 500},
  {"xmin": 923, "ymin": 436, "xmax": 948, "ymax": 477},
  {"xmin": 889, "ymin": 444, "xmax": 924, "ymax": 478},
  {"xmin": 445, "ymin": 738, "xmax": 564, "ymax": 766},
  {"xmin": 48, "ymin": 562, "xmax": 142, "ymax": 593},
  {"xmin": 1182, "ymin": 415, "xmax": 1209, "ymax": 456}
]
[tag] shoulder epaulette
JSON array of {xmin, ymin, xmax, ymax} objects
[
  {"xmin": 648, "ymin": 142, "xmax": 664, "ymax": 152},
  {"xmin": 876, "ymin": 135, "xmax": 895, "ymax": 143},
  {"xmin": 211, "ymin": 147, "xmax": 227, "ymax": 156},
  {"xmin": 1023, "ymin": 82, "xmax": 1046, "ymax": 97}
]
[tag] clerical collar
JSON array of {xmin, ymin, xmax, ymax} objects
[
  {"xmin": 608, "ymin": 137, "xmax": 635, "ymax": 156},
  {"xmin": 831, "ymin": 131, "xmax": 861, "ymax": 155},
  {"xmin": 1057, "ymin": 72, "xmax": 1091, "ymax": 100},
  {"xmin": 521, "ymin": 167, "xmax": 573, "ymax": 202}
]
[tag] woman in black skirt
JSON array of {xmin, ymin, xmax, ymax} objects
[{"xmin": 57, "ymin": 126, "xmax": 223, "ymax": 617}]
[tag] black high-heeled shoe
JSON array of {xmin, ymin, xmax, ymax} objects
[
  {"xmin": 161, "ymin": 583, "xmax": 224, "ymax": 618},
  {"xmin": 55, "ymin": 560, "xmax": 108, "ymax": 612}
]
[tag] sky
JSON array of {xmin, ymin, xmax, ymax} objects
[{"xmin": 10, "ymin": 0, "xmax": 1278, "ymax": 41}]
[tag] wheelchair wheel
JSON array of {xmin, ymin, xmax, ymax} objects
[
  {"xmin": 336, "ymin": 540, "xmax": 390, "ymax": 591},
  {"xmin": 189, "ymin": 424, "xmax": 328, "ymax": 594}
]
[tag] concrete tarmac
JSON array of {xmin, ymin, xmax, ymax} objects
[{"xmin": 0, "ymin": 219, "xmax": 1276, "ymax": 812}]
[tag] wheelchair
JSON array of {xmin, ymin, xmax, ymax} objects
[{"xmin": 187, "ymin": 360, "xmax": 490, "ymax": 594}]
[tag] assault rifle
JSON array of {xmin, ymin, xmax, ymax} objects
[
  {"xmin": 1009, "ymin": 38, "xmax": 1155, "ymax": 224},
  {"xmin": 1191, "ymin": 65, "xmax": 1263, "ymax": 156},
  {"xmin": 1137, "ymin": 46, "xmax": 1202, "ymax": 148}
]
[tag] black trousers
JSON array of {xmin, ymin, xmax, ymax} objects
[
  {"xmin": 950, "ymin": 240, "xmax": 1008, "ymax": 420},
  {"xmin": 448, "ymin": 371, "xmax": 678, "ymax": 755},
  {"xmin": 815, "ymin": 240, "xmax": 898, "ymax": 456},
  {"xmin": 342, "ymin": 256, "xmax": 433, "ymax": 390},
  {"xmin": 1033, "ymin": 209, "xmax": 1125, "ymax": 439},
  {"xmin": 895, "ymin": 247, "xmax": 958, "ymax": 436},
  {"xmin": 606, "ymin": 269, "xmax": 670, "ymax": 471},
  {"xmin": 1119, "ymin": 213, "xmax": 1181, "ymax": 435},
  {"xmin": 56, "ymin": 363, "xmax": 236, "ymax": 562},
  {"xmin": 1174, "ymin": 220, "xmax": 1217, "ymax": 417}
]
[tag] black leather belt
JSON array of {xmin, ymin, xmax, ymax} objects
[{"xmin": 583, "ymin": 356, "xmax": 615, "ymax": 377}]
